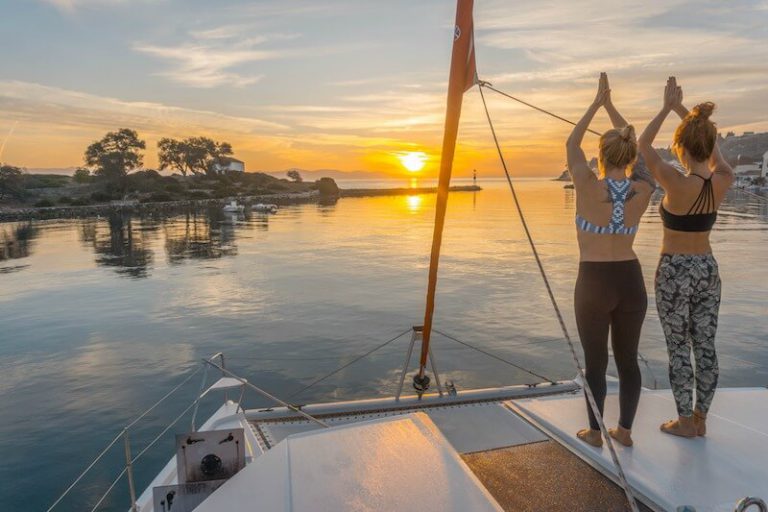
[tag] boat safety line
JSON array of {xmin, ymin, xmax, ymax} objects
[
  {"xmin": 44, "ymin": 431, "xmax": 124, "ymax": 512},
  {"xmin": 479, "ymin": 81, "xmax": 602, "ymax": 136},
  {"xmin": 285, "ymin": 328, "xmax": 413, "ymax": 400},
  {"xmin": 125, "ymin": 365, "xmax": 202, "ymax": 430},
  {"xmin": 88, "ymin": 467, "xmax": 128, "ymax": 512},
  {"xmin": 478, "ymin": 82, "xmax": 640, "ymax": 512},
  {"xmin": 203, "ymin": 359, "xmax": 330, "ymax": 428},
  {"xmin": 481, "ymin": 80, "xmax": 768, "ymax": 206},
  {"xmin": 131, "ymin": 398, "xmax": 199, "ymax": 463},
  {"xmin": 433, "ymin": 329, "xmax": 556, "ymax": 383},
  {"xmin": 45, "ymin": 365, "xmax": 202, "ymax": 512}
]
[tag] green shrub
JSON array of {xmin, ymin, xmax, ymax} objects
[
  {"xmin": 267, "ymin": 182, "xmax": 288, "ymax": 192},
  {"xmin": 141, "ymin": 192, "xmax": 173, "ymax": 203},
  {"xmin": 90, "ymin": 191, "xmax": 113, "ymax": 202},
  {"xmin": 188, "ymin": 190, "xmax": 210, "ymax": 199},
  {"xmin": 22, "ymin": 174, "xmax": 68, "ymax": 189},
  {"xmin": 72, "ymin": 168, "xmax": 92, "ymax": 183},
  {"xmin": 71, "ymin": 198, "xmax": 91, "ymax": 206},
  {"xmin": 163, "ymin": 178, "xmax": 184, "ymax": 193},
  {"xmin": 34, "ymin": 199, "xmax": 55, "ymax": 207},
  {"xmin": 58, "ymin": 196, "xmax": 73, "ymax": 204}
]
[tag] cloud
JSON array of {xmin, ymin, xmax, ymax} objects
[
  {"xmin": 0, "ymin": 80, "xmax": 286, "ymax": 135},
  {"xmin": 135, "ymin": 24, "xmax": 327, "ymax": 88},
  {"xmin": 134, "ymin": 42, "xmax": 271, "ymax": 88},
  {"xmin": 133, "ymin": 25, "xmax": 290, "ymax": 88},
  {"xmin": 41, "ymin": 0, "xmax": 155, "ymax": 12}
]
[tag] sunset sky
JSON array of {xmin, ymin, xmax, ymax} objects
[{"xmin": 1, "ymin": 0, "xmax": 767, "ymax": 177}]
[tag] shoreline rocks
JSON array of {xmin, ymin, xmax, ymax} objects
[{"xmin": 0, "ymin": 185, "xmax": 481, "ymax": 221}]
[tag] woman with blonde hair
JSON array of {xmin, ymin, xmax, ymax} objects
[
  {"xmin": 566, "ymin": 73, "xmax": 656, "ymax": 448},
  {"xmin": 639, "ymin": 77, "xmax": 734, "ymax": 438}
]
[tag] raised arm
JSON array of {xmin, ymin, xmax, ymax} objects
[
  {"xmin": 603, "ymin": 78, "xmax": 656, "ymax": 189},
  {"xmin": 710, "ymin": 140, "xmax": 734, "ymax": 185},
  {"xmin": 638, "ymin": 77, "xmax": 685, "ymax": 190},
  {"xmin": 567, "ymin": 73, "xmax": 608, "ymax": 185},
  {"xmin": 604, "ymin": 78, "xmax": 629, "ymax": 129},
  {"xmin": 673, "ymin": 103, "xmax": 689, "ymax": 120}
]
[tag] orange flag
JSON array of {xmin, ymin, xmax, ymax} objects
[
  {"xmin": 418, "ymin": 0, "xmax": 476, "ymax": 380},
  {"xmin": 456, "ymin": 4, "xmax": 477, "ymax": 92}
]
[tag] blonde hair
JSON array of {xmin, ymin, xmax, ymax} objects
[
  {"xmin": 673, "ymin": 102, "xmax": 717, "ymax": 164},
  {"xmin": 598, "ymin": 125, "xmax": 637, "ymax": 177}
]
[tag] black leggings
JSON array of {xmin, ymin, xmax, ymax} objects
[{"xmin": 575, "ymin": 260, "xmax": 647, "ymax": 430}]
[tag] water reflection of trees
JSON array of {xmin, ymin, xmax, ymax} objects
[
  {"xmin": 0, "ymin": 222, "xmax": 38, "ymax": 270},
  {"xmin": 81, "ymin": 214, "xmax": 154, "ymax": 278},
  {"xmin": 164, "ymin": 210, "xmax": 238, "ymax": 263}
]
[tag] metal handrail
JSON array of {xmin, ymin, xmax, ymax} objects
[
  {"xmin": 46, "ymin": 362, "xmax": 204, "ymax": 512},
  {"xmin": 48, "ymin": 349, "xmax": 341, "ymax": 511},
  {"xmin": 201, "ymin": 358, "xmax": 330, "ymax": 428}
]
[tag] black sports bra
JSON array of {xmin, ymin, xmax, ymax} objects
[{"xmin": 659, "ymin": 175, "xmax": 717, "ymax": 232}]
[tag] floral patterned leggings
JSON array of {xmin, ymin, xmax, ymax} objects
[{"xmin": 655, "ymin": 253, "xmax": 721, "ymax": 417}]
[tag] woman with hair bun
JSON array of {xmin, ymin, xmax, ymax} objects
[
  {"xmin": 639, "ymin": 77, "xmax": 734, "ymax": 438},
  {"xmin": 566, "ymin": 73, "xmax": 656, "ymax": 448}
]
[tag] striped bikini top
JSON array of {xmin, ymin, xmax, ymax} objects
[{"xmin": 575, "ymin": 178, "xmax": 638, "ymax": 235}]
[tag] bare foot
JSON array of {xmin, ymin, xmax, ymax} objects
[
  {"xmin": 577, "ymin": 428, "xmax": 603, "ymax": 447},
  {"xmin": 660, "ymin": 416, "xmax": 697, "ymax": 438},
  {"xmin": 609, "ymin": 426, "xmax": 633, "ymax": 447},
  {"xmin": 693, "ymin": 410, "xmax": 707, "ymax": 437}
]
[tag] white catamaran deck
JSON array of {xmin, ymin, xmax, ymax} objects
[
  {"xmin": 510, "ymin": 387, "xmax": 768, "ymax": 512},
  {"xmin": 197, "ymin": 412, "xmax": 503, "ymax": 512},
  {"xmin": 129, "ymin": 379, "xmax": 768, "ymax": 512}
]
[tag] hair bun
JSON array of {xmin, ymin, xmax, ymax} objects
[
  {"xmin": 620, "ymin": 124, "xmax": 636, "ymax": 142},
  {"xmin": 692, "ymin": 102, "xmax": 715, "ymax": 121}
]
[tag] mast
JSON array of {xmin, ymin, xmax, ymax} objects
[{"xmin": 415, "ymin": 0, "xmax": 476, "ymax": 391}]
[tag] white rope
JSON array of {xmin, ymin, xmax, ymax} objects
[
  {"xmin": 202, "ymin": 359, "xmax": 330, "ymax": 428},
  {"xmin": 46, "ymin": 365, "xmax": 201, "ymax": 512},
  {"xmin": 45, "ymin": 432, "xmax": 123, "ymax": 512},
  {"xmin": 88, "ymin": 468, "xmax": 127, "ymax": 512},
  {"xmin": 132, "ymin": 398, "xmax": 199, "ymax": 463},
  {"xmin": 478, "ymin": 82, "xmax": 640, "ymax": 512}
]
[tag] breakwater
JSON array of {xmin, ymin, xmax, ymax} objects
[{"xmin": 339, "ymin": 185, "xmax": 480, "ymax": 198}]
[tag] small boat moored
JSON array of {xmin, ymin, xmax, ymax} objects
[
  {"xmin": 252, "ymin": 203, "xmax": 278, "ymax": 213},
  {"xmin": 222, "ymin": 200, "xmax": 245, "ymax": 213}
]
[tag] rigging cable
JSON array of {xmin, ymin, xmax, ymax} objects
[
  {"xmin": 286, "ymin": 328, "xmax": 412, "ymax": 399},
  {"xmin": 477, "ymin": 81, "xmax": 640, "ymax": 512},
  {"xmin": 480, "ymin": 81, "xmax": 602, "ymax": 136},
  {"xmin": 481, "ymin": 80, "xmax": 768, "ymax": 205},
  {"xmin": 433, "ymin": 329, "xmax": 556, "ymax": 383}
]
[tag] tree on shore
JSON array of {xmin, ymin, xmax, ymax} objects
[
  {"xmin": 287, "ymin": 169, "xmax": 303, "ymax": 182},
  {"xmin": 85, "ymin": 129, "xmax": 145, "ymax": 180},
  {"xmin": 72, "ymin": 167, "xmax": 92, "ymax": 183},
  {"xmin": 0, "ymin": 165, "xmax": 24, "ymax": 201},
  {"xmin": 158, "ymin": 137, "xmax": 233, "ymax": 177}
]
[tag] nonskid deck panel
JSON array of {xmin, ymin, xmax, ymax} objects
[
  {"xmin": 253, "ymin": 401, "xmax": 548, "ymax": 453},
  {"xmin": 463, "ymin": 441, "xmax": 653, "ymax": 512},
  {"xmin": 247, "ymin": 382, "xmax": 578, "ymax": 452}
]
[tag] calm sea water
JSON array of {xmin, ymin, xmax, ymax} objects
[{"xmin": 1, "ymin": 179, "xmax": 767, "ymax": 511}]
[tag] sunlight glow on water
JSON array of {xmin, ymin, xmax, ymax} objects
[{"xmin": 1, "ymin": 179, "xmax": 767, "ymax": 510}]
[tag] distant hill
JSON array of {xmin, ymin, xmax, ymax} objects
[
  {"xmin": 720, "ymin": 132, "xmax": 768, "ymax": 163},
  {"xmin": 564, "ymin": 131, "xmax": 768, "ymax": 179},
  {"xmin": 22, "ymin": 167, "xmax": 78, "ymax": 176},
  {"xmin": 655, "ymin": 131, "xmax": 768, "ymax": 165}
]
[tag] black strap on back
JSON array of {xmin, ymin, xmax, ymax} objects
[{"xmin": 687, "ymin": 175, "xmax": 715, "ymax": 215}]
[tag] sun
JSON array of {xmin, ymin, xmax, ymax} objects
[{"xmin": 398, "ymin": 151, "xmax": 427, "ymax": 172}]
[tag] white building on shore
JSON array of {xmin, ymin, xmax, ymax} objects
[{"xmin": 215, "ymin": 158, "xmax": 245, "ymax": 174}]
